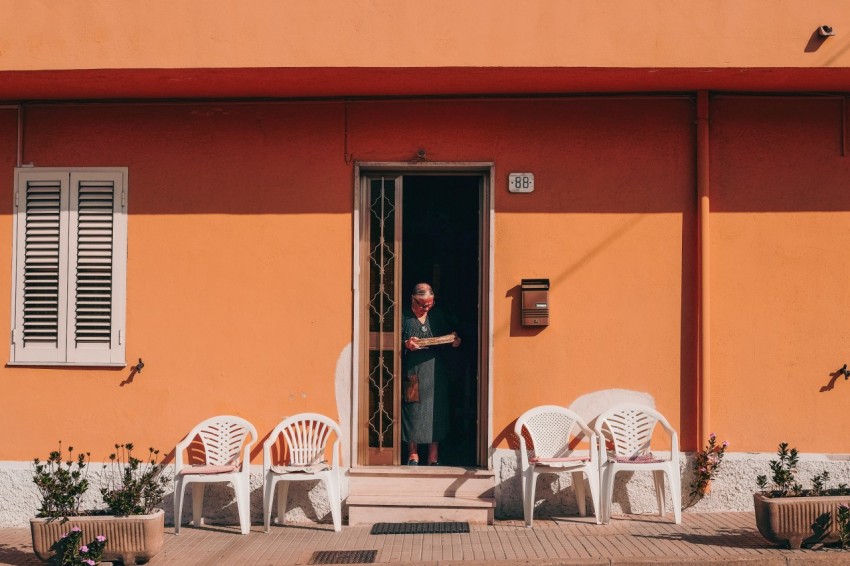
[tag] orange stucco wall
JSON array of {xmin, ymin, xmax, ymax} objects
[
  {"xmin": 346, "ymin": 97, "xmax": 696, "ymax": 451},
  {"xmin": 2, "ymin": 1, "xmax": 850, "ymax": 70},
  {"xmin": 710, "ymin": 97, "xmax": 850, "ymax": 452},
  {"xmin": 0, "ymin": 103, "xmax": 354, "ymax": 461},
  {"xmin": 0, "ymin": 94, "xmax": 847, "ymax": 462}
]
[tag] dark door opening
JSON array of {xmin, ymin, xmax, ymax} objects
[{"xmin": 401, "ymin": 175, "xmax": 480, "ymax": 467}]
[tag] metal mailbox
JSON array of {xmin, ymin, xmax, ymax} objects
[{"xmin": 521, "ymin": 278, "xmax": 550, "ymax": 326}]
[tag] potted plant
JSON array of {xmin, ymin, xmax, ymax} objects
[
  {"xmin": 30, "ymin": 442, "xmax": 169, "ymax": 565},
  {"xmin": 684, "ymin": 433, "xmax": 728, "ymax": 508},
  {"xmin": 753, "ymin": 442, "xmax": 850, "ymax": 549}
]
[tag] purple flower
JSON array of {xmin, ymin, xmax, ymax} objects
[
  {"xmin": 86, "ymin": 560, "xmax": 96, "ymax": 566},
  {"xmin": 71, "ymin": 526, "xmax": 81, "ymax": 532},
  {"xmin": 709, "ymin": 433, "xmax": 716, "ymax": 440},
  {"xmin": 840, "ymin": 503, "xmax": 850, "ymax": 510},
  {"xmin": 722, "ymin": 441, "xmax": 729, "ymax": 448},
  {"xmin": 80, "ymin": 545, "xmax": 88, "ymax": 552},
  {"xmin": 96, "ymin": 535, "xmax": 106, "ymax": 542}
]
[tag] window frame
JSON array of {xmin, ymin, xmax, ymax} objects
[{"xmin": 9, "ymin": 167, "xmax": 128, "ymax": 367}]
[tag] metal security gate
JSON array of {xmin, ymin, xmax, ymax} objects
[{"xmin": 360, "ymin": 176, "xmax": 402, "ymax": 465}]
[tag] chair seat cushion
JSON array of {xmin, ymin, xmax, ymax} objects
[
  {"xmin": 529, "ymin": 456, "xmax": 590, "ymax": 464},
  {"xmin": 178, "ymin": 464, "xmax": 238, "ymax": 475},
  {"xmin": 270, "ymin": 462, "xmax": 330, "ymax": 475},
  {"xmin": 611, "ymin": 453, "xmax": 665, "ymax": 463}
]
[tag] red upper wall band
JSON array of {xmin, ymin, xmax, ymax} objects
[{"xmin": 1, "ymin": 67, "xmax": 850, "ymax": 102}]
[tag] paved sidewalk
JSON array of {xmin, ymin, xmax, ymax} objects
[{"xmin": 1, "ymin": 513, "xmax": 850, "ymax": 565}]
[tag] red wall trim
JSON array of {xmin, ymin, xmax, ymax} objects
[{"xmin": 2, "ymin": 67, "xmax": 850, "ymax": 101}]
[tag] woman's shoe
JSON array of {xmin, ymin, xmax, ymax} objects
[
  {"xmin": 407, "ymin": 458, "xmax": 419, "ymax": 466},
  {"xmin": 428, "ymin": 461, "xmax": 440, "ymax": 466}
]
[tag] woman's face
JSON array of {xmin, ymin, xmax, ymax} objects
[{"xmin": 412, "ymin": 284, "xmax": 435, "ymax": 312}]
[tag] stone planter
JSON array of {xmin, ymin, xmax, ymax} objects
[
  {"xmin": 753, "ymin": 493, "xmax": 850, "ymax": 549},
  {"xmin": 30, "ymin": 508, "xmax": 164, "ymax": 565}
]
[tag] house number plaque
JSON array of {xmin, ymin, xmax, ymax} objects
[{"xmin": 508, "ymin": 172, "xmax": 534, "ymax": 193}]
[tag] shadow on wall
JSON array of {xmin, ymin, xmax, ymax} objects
[
  {"xmin": 7, "ymin": 98, "xmax": 849, "ymax": 216},
  {"xmin": 821, "ymin": 365, "xmax": 850, "ymax": 393},
  {"xmin": 167, "ymin": 479, "xmax": 335, "ymax": 529}
]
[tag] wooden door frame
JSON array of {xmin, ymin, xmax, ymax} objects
[{"xmin": 351, "ymin": 161, "xmax": 494, "ymax": 469}]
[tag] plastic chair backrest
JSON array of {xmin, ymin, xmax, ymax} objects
[
  {"xmin": 516, "ymin": 405, "xmax": 588, "ymax": 459},
  {"xmin": 277, "ymin": 413, "xmax": 340, "ymax": 466},
  {"xmin": 597, "ymin": 404, "xmax": 661, "ymax": 458},
  {"xmin": 194, "ymin": 416, "xmax": 255, "ymax": 467}
]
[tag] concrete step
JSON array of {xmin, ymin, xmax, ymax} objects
[
  {"xmin": 346, "ymin": 466, "xmax": 496, "ymax": 525},
  {"xmin": 348, "ymin": 466, "xmax": 495, "ymax": 498},
  {"xmin": 346, "ymin": 495, "xmax": 495, "ymax": 525}
]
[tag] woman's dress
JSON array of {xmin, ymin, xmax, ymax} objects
[{"xmin": 401, "ymin": 308, "xmax": 454, "ymax": 443}]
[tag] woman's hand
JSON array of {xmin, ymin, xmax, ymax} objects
[
  {"xmin": 405, "ymin": 337, "xmax": 421, "ymax": 351},
  {"xmin": 451, "ymin": 332, "xmax": 461, "ymax": 348}
]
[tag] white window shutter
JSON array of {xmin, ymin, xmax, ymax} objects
[
  {"xmin": 65, "ymin": 171, "xmax": 127, "ymax": 364},
  {"xmin": 11, "ymin": 170, "xmax": 70, "ymax": 363}
]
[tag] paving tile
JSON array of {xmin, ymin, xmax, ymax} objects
[{"xmin": 4, "ymin": 513, "xmax": 850, "ymax": 564}]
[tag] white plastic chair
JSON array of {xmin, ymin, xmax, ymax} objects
[
  {"xmin": 594, "ymin": 403, "xmax": 681, "ymax": 524},
  {"xmin": 262, "ymin": 413, "xmax": 342, "ymax": 532},
  {"xmin": 514, "ymin": 405, "xmax": 601, "ymax": 527},
  {"xmin": 174, "ymin": 415, "xmax": 258, "ymax": 535}
]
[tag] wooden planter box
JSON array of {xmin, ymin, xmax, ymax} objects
[
  {"xmin": 30, "ymin": 508, "xmax": 164, "ymax": 565},
  {"xmin": 753, "ymin": 493, "xmax": 850, "ymax": 549}
]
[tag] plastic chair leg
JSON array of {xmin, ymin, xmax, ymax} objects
[
  {"xmin": 192, "ymin": 483, "xmax": 205, "ymax": 527},
  {"xmin": 276, "ymin": 482, "xmax": 290, "ymax": 526},
  {"xmin": 324, "ymin": 477, "xmax": 342, "ymax": 532},
  {"xmin": 668, "ymin": 467, "xmax": 682, "ymax": 524},
  {"xmin": 584, "ymin": 469, "xmax": 602, "ymax": 525},
  {"xmin": 653, "ymin": 470, "xmax": 666, "ymax": 517},
  {"xmin": 232, "ymin": 477, "xmax": 251, "ymax": 535},
  {"xmin": 523, "ymin": 469, "xmax": 537, "ymax": 528},
  {"xmin": 174, "ymin": 476, "xmax": 186, "ymax": 535},
  {"xmin": 572, "ymin": 472, "xmax": 587, "ymax": 517},
  {"xmin": 520, "ymin": 469, "xmax": 528, "ymax": 527},
  {"xmin": 263, "ymin": 476, "xmax": 276, "ymax": 532},
  {"xmin": 602, "ymin": 466, "xmax": 616, "ymax": 524}
]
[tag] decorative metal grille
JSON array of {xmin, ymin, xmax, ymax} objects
[
  {"xmin": 366, "ymin": 178, "xmax": 396, "ymax": 451},
  {"xmin": 309, "ymin": 550, "xmax": 377, "ymax": 564},
  {"xmin": 370, "ymin": 522, "xmax": 471, "ymax": 535}
]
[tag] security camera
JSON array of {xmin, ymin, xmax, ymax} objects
[{"xmin": 818, "ymin": 25, "xmax": 835, "ymax": 37}]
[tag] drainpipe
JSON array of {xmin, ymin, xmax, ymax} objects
[
  {"xmin": 16, "ymin": 104, "xmax": 22, "ymax": 167},
  {"xmin": 697, "ymin": 91, "xmax": 710, "ymax": 444}
]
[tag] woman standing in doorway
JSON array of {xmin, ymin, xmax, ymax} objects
[{"xmin": 402, "ymin": 282, "xmax": 462, "ymax": 466}]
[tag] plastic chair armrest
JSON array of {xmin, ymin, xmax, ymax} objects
[
  {"xmin": 670, "ymin": 431, "xmax": 680, "ymax": 460},
  {"xmin": 654, "ymin": 416, "xmax": 680, "ymax": 459},
  {"xmin": 514, "ymin": 426, "xmax": 531, "ymax": 472},
  {"xmin": 262, "ymin": 435, "xmax": 275, "ymax": 474},
  {"xmin": 331, "ymin": 438, "xmax": 340, "ymax": 470},
  {"xmin": 239, "ymin": 439, "xmax": 256, "ymax": 476},
  {"xmin": 174, "ymin": 435, "xmax": 192, "ymax": 474}
]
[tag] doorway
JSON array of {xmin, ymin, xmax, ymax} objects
[
  {"xmin": 402, "ymin": 176, "xmax": 479, "ymax": 466},
  {"xmin": 355, "ymin": 166, "xmax": 491, "ymax": 468}
]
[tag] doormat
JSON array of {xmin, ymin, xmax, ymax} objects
[
  {"xmin": 308, "ymin": 550, "xmax": 378, "ymax": 564},
  {"xmin": 370, "ymin": 521, "xmax": 470, "ymax": 535}
]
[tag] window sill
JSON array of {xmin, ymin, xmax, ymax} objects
[{"xmin": 6, "ymin": 362, "xmax": 127, "ymax": 368}]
